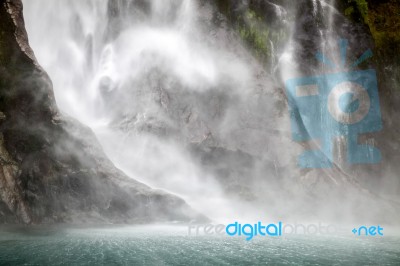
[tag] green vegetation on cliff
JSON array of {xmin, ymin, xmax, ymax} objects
[
  {"xmin": 238, "ymin": 10, "xmax": 271, "ymax": 63},
  {"xmin": 345, "ymin": 0, "xmax": 400, "ymax": 49},
  {"xmin": 215, "ymin": 0, "xmax": 288, "ymax": 70},
  {"xmin": 342, "ymin": 0, "xmax": 400, "ymax": 93}
]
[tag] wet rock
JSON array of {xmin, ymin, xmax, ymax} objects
[{"xmin": 0, "ymin": 0, "xmax": 204, "ymax": 224}]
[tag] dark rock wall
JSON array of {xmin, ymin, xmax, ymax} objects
[
  {"xmin": 0, "ymin": 0, "xmax": 200, "ymax": 224},
  {"xmin": 0, "ymin": 0, "xmax": 398, "ymax": 224}
]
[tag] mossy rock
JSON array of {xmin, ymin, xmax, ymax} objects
[
  {"xmin": 214, "ymin": 0, "xmax": 289, "ymax": 69},
  {"xmin": 340, "ymin": 0, "xmax": 400, "ymax": 94}
]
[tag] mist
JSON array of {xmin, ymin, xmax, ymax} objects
[{"xmin": 21, "ymin": 0, "xmax": 400, "ymax": 225}]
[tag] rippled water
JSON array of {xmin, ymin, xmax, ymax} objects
[{"xmin": 0, "ymin": 226, "xmax": 399, "ymax": 265}]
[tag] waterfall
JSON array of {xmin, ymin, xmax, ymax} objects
[
  {"xmin": 21, "ymin": 0, "xmax": 390, "ymax": 223},
  {"xmin": 22, "ymin": 0, "xmax": 258, "ymax": 222}
]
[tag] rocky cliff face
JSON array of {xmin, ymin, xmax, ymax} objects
[
  {"xmin": 0, "ymin": 0, "xmax": 202, "ymax": 224},
  {"xmin": 204, "ymin": 0, "xmax": 400, "ymax": 216},
  {"xmin": 78, "ymin": 0, "xmax": 399, "ymax": 222},
  {"xmin": 1, "ymin": 0, "xmax": 398, "ymax": 224}
]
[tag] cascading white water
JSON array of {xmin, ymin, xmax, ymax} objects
[
  {"xmin": 20, "ymin": 0, "xmax": 398, "ymax": 226},
  {"xmin": 21, "ymin": 0, "xmax": 349, "ymax": 223},
  {"xmin": 22, "ymin": 0, "xmax": 266, "ymax": 222},
  {"xmin": 3, "ymin": 3, "xmax": 400, "ymax": 264}
]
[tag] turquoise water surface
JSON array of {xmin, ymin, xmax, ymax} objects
[{"xmin": 0, "ymin": 225, "xmax": 399, "ymax": 265}]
